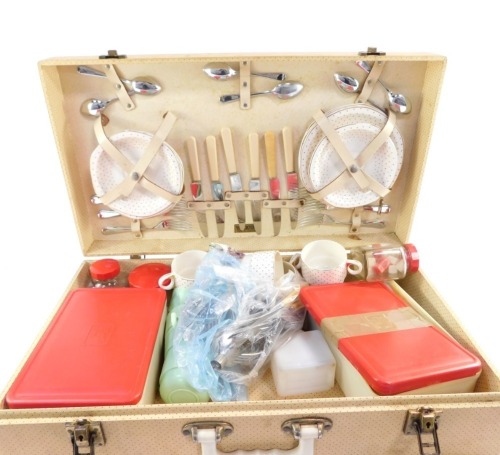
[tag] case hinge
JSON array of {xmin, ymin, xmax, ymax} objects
[
  {"xmin": 358, "ymin": 47, "xmax": 386, "ymax": 56},
  {"xmin": 403, "ymin": 407, "xmax": 442, "ymax": 455},
  {"xmin": 99, "ymin": 49, "xmax": 127, "ymax": 59},
  {"xmin": 65, "ymin": 419, "xmax": 105, "ymax": 455}
]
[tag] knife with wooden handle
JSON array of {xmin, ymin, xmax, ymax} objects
[
  {"xmin": 282, "ymin": 126, "xmax": 298, "ymax": 200},
  {"xmin": 221, "ymin": 127, "xmax": 244, "ymax": 227},
  {"xmin": 206, "ymin": 136, "xmax": 224, "ymax": 201},
  {"xmin": 186, "ymin": 136, "xmax": 203, "ymax": 201},
  {"xmin": 264, "ymin": 131, "xmax": 280, "ymax": 199}
]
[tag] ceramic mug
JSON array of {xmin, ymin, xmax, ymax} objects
[
  {"xmin": 158, "ymin": 250, "xmax": 207, "ymax": 290},
  {"xmin": 289, "ymin": 240, "xmax": 363, "ymax": 285}
]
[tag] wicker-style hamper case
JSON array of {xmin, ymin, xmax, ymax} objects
[{"xmin": 0, "ymin": 49, "xmax": 499, "ymax": 455}]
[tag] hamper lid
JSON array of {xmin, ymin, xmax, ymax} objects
[{"xmin": 6, "ymin": 288, "xmax": 166, "ymax": 409}]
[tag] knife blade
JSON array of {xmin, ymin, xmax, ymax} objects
[
  {"xmin": 206, "ymin": 135, "xmax": 224, "ymax": 201},
  {"xmin": 264, "ymin": 131, "xmax": 280, "ymax": 199},
  {"xmin": 282, "ymin": 126, "xmax": 298, "ymax": 199},
  {"xmin": 221, "ymin": 127, "xmax": 245, "ymax": 227},
  {"xmin": 186, "ymin": 136, "xmax": 203, "ymax": 201}
]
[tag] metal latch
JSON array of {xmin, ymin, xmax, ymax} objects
[
  {"xmin": 282, "ymin": 417, "xmax": 333, "ymax": 440},
  {"xmin": 358, "ymin": 47, "xmax": 386, "ymax": 56},
  {"xmin": 99, "ymin": 50, "xmax": 127, "ymax": 59},
  {"xmin": 404, "ymin": 407, "xmax": 442, "ymax": 455},
  {"xmin": 65, "ymin": 419, "xmax": 105, "ymax": 455}
]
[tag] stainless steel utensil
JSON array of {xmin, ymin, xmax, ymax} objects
[
  {"xmin": 101, "ymin": 218, "xmax": 192, "ymax": 235},
  {"xmin": 186, "ymin": 136, "xmax": 203, "ymax": 201},
  {"xmin": 221, "ymin": 127, "xmax": 244, "ymax": 228},
  {"xmin": 355, "ymin": 61, "xmax": 412, "ymax": 114},
  {"xmin": 81, "ymin": 92, "xmax": 134, "ymax": 116},
  {"xmin": 206, "ymin": 136, "xmax": 224, "ymax": 201},
  {"xmin": 334, "ymin": 74, "xmax": 360, "ymax": 93},
  {"xmin": 77, "ymin": 66, "xmax": 162, "ymax": 95},
  {"xmin": 220, "ymin": 82, "xmax": 303, "ymax": 103},
  {"xmin": 203, "ymin": 62, "xmax": 286, "ymax": 81}
]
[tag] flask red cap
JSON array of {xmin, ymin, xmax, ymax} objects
[
  {"xmin": 89, "ymin": 259, "xmax": 120, "ymax": 280},
  {"xmin": 128, "ymin": 263, "xmax": 171, "ymax": 288},
  {"xmin": 403, "ymin": 243, "xmax": 419, "ymax": 273}
]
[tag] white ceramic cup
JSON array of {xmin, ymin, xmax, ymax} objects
[
  {"xmin": 158, "ymin": 250, "xmax": 207, "ymax": 290},
  {"xmin": 290, "ymin": 240, "xmax": 363, "ymax": 285}
]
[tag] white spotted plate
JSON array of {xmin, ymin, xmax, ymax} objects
[
  {"xmin": 90, "ymin": 131, "xmax": 184, "ymax": 219},
  {"xmin": 299, "ymin": 104, "xmax": 404, "ymax": 207},
  {"xmin": 308, "ymin": 123, "xmax": 399, "ymax": 208}
]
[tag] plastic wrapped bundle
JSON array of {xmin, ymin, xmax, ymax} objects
[{"xmin": 174, "ymin": 244, "xmax": 304, "ymax": 401}]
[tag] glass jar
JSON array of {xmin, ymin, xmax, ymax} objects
[
  {"xmin": 352, "ymin": 243, "xmax": 419, "ymax": 282},
  {"xmin": 89, "ymin": 258, "xmax": 121, "ymax": 288}
]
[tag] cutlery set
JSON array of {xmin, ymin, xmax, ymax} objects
[{"xmin": 77, "ymin": 59, "xmax": 407, "ymax": 237}]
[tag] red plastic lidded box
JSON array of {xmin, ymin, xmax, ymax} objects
[
  {"xmin": 6, "ymin": 288, "xmax": 167, "ymax": 408},
  {"xmin": 300, "ymin": 282, "xmax": 482, "ymax": 396}
]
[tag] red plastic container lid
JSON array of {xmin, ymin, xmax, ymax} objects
[
  {"xmin": 6, "ymin": 288, "xmax": 166, "ymax": 409},
  {"xmin": 403, "ymin": 243, "xmax": 420, "ymax": 273},
  {"xmin": 300, "ymin": 282, "xmax": 406, "ymax": 324},
  {"xmin": 128, "ymin": 263, "xmax": 171, "ymax": 288},
  {"xmin": 89, "ymin": 258, "xmax": 120, "ymax": 280},
  {"xmin": 339, "ymin": 326, "xmax": 482, "ymax": 395}
]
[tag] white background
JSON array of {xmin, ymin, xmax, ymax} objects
[{"xmin": 0, "ymin": 0, "xmax": 498, "ymax": 394}]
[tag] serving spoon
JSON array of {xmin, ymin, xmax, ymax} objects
[
  {"xmin": 355, "ymin": 61, "xmax": 411, "ymax": 114},
  {"xmin": 80, "ymin": 90, "xmax": 136, "ymax": 116},
  {"xmin": 204, "ymin": 62, "xmax": 286, "ymax": 81},
  {"xmin": 77, "ymin": 66, "xmax": 161, "ymax": 95},
  {"xmin": 220, "ymin": 82, "xmax": 303, "ymax": 103}
]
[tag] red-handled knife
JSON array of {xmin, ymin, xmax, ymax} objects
[
  {"xmin": 186, "ymin": 136, "xmax": 203, "ymax": 201},
  {"xmin": 264, "ymin": 131, "xmax": 280, "ymax": 200}
]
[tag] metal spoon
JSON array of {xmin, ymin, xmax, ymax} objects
[
  {"xmin": 220, "ymin": 82, "xmax": 303, "ymax": 103},
  {"xmin": 77, "ymin": 66, "xmax": 161, "ymax": 95},
  {"xmin": 356, "ymin": 61, "xmax": 412, "ymax": 114},
  {"xmin": 203, "ymin": 62, "xmax": 286, "ymax": 81},
  {"xmin": 81, "ymin": 91, "xmax": 134, "ymax": 116},
  {"xmin": 334, "ymin": 74, "xmax": 360, "ymax": 93}
]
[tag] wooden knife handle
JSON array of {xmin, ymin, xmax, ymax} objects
[
  {"xmin": 282, "ymin": 126, "xmax": 294, "ymax": 173},
  {"xmin": 186, "ymin": 136, "xmax": 201, "ymax": 181},
  {"xmin": 264, "ymin": 131, "xmax": 277, "ymax": 179},
  {"xmin": 248, "ymin": 132, "xmax": 260, "ymax": 178},
  {"xmin": 206, "ymin": 135, "xmax": 219, "ymax": 181},
  {"xmin": 221, "ymin": 127, "xmax": 237, "ymax": 173}
]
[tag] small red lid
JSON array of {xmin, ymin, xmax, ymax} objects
[
  {"xmin": 403, "ymin": 243, "xmax": 419, "ymax": 273},
  {"xmin": 128, "ymin": 263, "xmax": 171, "ymax": 288},
  {"xmin": 89, "ymin": 259, "xmax": 120, "ymax": 280}
]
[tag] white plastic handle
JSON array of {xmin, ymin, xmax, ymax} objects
[
  {"xmin": 195, "ymin": 427, "xmax": 320, "ymax": 455},
  {"xmin": 346, "ymin": 259, "xmax": 363, "ymax": 275},
  {"xmin": 158, "ymin": 272, "xmax": 175, "ymax": 290}
]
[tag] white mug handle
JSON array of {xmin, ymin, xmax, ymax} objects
[
  {"xmin": 158, "ymin": 272, "xmax": 175, "ymax": 290},
  {"xmin": 346, "ymin": 259, "xmax": 363, "ymax": 275}
]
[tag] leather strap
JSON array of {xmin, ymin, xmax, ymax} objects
[
  {"xmin": 355, "ymin": 60, "xmax": 386, "ymax": 104},
  {"xmin": 102, "ymin": 64, "xmax": 135, "ymax": 111},
  {"xmin": 313, "ymin": 110, "xmax": 370, "ymax": 191},
  {"xmin": 94, "ymin": 115, "xmax": 183, "ymax": 206},
  {"xmin": 310, "ymin": 109, "xmax": 397, "ymax": 202},
  {"xmin": 240, "ymin": 60, "xmax": 251, "ymax": 110}
]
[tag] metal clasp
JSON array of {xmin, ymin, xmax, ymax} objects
[
  {"xmin": 99, "ymin": 50, "xmax": 127, "ymax": 59},
  {"xmin": 282, "ymin": 417, "xmax": 333, "ymax": 440},
  {"xmin": 65, "ymin": 419, "xmax": 105, "ymax": 455},
  {"xmin": 404, "ymin": 407, "xmax": 442, "ymax": 455},
  {"xmin": 358, "ymin": 47, "xmax": 386, "ymax": 56}
]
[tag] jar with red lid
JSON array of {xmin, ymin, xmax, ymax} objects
[
  {"xmin": 351, "ymin": 243, "xmax": 419, "ymax": 282},
  {"xmin": 89, "ymin": 259, "xmax": 122, "ymax": 288}
]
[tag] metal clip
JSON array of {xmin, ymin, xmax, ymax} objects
[
  {"xmin": 182, "ymin": 422, "xmax": 234, "ymax": 443},
  {"xmin": 282, "ymin": 417, "xmax": 333, "ymax": 440},
  {"xmin": 358, "ymin": 47, "xmax": 386, "ymax": 56},
  {"xmin": 403, "ymin": 407, "xmax": 442, "ymax": 455},
  {"xmin": 65, "ymin": 419, "xmax": 105, "ymax": 455}
]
